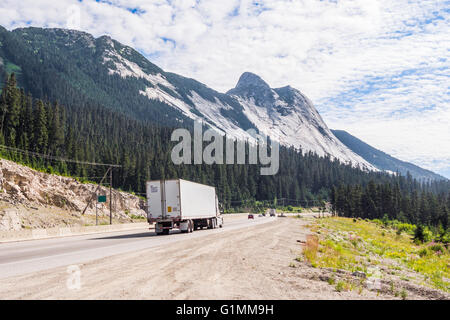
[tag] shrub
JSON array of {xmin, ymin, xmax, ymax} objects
[
  {"xmin": 400, "ymin": 289, "xmax": 407, "ymax": 300},
  {"xmin": 418, "ymin": 248, "xmax": 429, "ymax": 257},
  {"xmin": 395, "ymin": 223, "xmax": 416, "ymax": 235},
  {"xmin": 372, "ymin": 219, "xmax": 383, "ymax": 226},
  {"xmin": 429, "ymin": 243, "xmax": 444, "ymax": 254},
  {"xmin": 438, "ymin": 230, "xmax": 450, "ymax": 244},
  {"xmin": 335, "ymin": 281, "xmax": 345, "ymax": 292},
  {"xmin": 287, "ymin": 205, "xmax": 293, "ymax": 212},
  {"xmin": 414, "ymin": 225, "xmax": 433, "ymax": 243},
  {"xmin": 335, "ymin": 280, "xmax": 351, "ymax": 292}
]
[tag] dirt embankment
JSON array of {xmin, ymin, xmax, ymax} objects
[
  {"xmin": 0, "ymin": 216, "xmax": 446, "ymax": 300},
  {"xmin": 0, "ymin": 158, "xmax": 145, "ymax": 230}
]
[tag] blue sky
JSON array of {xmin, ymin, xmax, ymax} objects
[{"xmin": 1, "ymin": 0, "xmax": 449, "ymax": 178}]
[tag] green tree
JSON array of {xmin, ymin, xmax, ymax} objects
[
  {"xmin": 1, "ymin": 73, "xmax": 21, "ymax": 146},
  {"xmin": 33, "ymin": 99, "xmax": 48, "ymax": 153}
]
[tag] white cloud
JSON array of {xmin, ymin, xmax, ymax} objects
[{"xmin": 0, "ymin": 0, "xmax": 448, "ymax": 176}]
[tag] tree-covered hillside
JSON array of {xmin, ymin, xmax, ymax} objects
[
  {"xmin": 332, "ymin": 129, "xmax": 446, "ymax": 181},
  {"xmin": 0, "ymin": 26, "xmax": 255, "ymax": 132}
]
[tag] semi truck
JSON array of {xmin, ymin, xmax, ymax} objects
[{"xmin": 146, "ymin": 179, "xmax": 223, "ymax": 235}]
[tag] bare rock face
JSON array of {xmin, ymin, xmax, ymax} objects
[
  {"xmin": 0, "ymin": 208, "xmax": 21, "ymax": 231},
  {"xmin": 0, "ymin": 159, "xmax": 146, "ymax": 221}
]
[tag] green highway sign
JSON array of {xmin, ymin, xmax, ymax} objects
[{"xmin": 98, "ymin": 195, "xmax": 107, "ymax": 203}]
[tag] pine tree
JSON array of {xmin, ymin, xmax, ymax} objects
[
  {"xmin": 33, "ymin": 99, "xmax": 48, "ymax": 153},
  {"xmin": 2, "ymin": 74, "xmax": 21, "ymax": 146},
  {"xmin": 48, "ymin": 102, "xmax": 64, "ymax": 155}
]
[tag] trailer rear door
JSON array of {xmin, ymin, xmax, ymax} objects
[
  {"xmin": 164, "ymin": 180, "xmax": 181, "ymax": 219},
  {"xmin": 147, "ymin": 181, "xmax": 163, "ymax": 220}
]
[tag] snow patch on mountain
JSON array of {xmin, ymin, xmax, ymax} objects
[
  {"xmin": 139, "ymin": 86, "xmax": 196, "ymax": 119},
  {"xmin": 188, "ymin": 91, "xmax": 255, "ymax": 141},
  {"xmin": 102, "ymin": 49, "xmax": 175, "ymax": 90},
  {"xmin": 139, "ymin": 87, "xmax": 252, "ymax": 141}
]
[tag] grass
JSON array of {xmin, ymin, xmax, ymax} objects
[
  {"xmin": 300, "ymin": 217, "xmax": 449, "ymax": 292},
  {"xmin": 303, "ymin": 234, "xmax": 319, "ymax": 267},
  {"xmin": 335, "ymin": 280, "xmax": 352, "ymax": 292},
  {"xmin": 130, "ymin": 214, "xmax": 146, "ymax": 220}
]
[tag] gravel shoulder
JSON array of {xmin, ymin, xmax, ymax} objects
[{"xmin": 0, "ymin": 216, "xmax": 445, "ymax": 299}]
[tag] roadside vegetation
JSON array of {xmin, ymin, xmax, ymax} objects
[
  {"xmin": 225, "ymin": 205, "xmax": 306, "ymax": 214},
  {"xmin": 223, "ymin": 200, "xmax": 328, "ymax": 214},
  {"xmin": 301, "ymin": 217, "xmax": 449, "ymax": 293}
]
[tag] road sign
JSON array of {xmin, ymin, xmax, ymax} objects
[{"xmin": 98, "ymin": 195, "xmax": 107, "ymax": 203}]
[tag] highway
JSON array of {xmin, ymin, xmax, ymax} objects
[{"xmin": 0, "ymin": 215, "xmax": 275, "ymax": 279}]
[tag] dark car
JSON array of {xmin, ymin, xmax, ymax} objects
[
  {"xmin": 270, "ymin": 213, "xmax": 276, "ymax": 217},
  {"xmin": 248, "ymin": 214, "xmax": 254, "ymax": 219}
]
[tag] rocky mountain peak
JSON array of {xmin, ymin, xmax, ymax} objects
[
  {"xmin": 235, "ymin": 72, "xmax": 271, "ymax": 90},
  {"xmin": 227, "ymin": 72, "xmax": 275, "ymax": 107}
]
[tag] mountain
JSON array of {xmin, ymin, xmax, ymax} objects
[
  {"xmin": 332, "ymin": 129, "xmax": 447, "ymax": 181},
  {"xmin": 227, "ymin": 72, "xmax": 375, "ymax": 169},
  {"xmin": 0, "ymin": 26, "xmax": 374, "ymax": 170}
]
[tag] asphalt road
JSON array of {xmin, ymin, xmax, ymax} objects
[{"xmin": 0, "ymin": 215, "xmax": 275, "ymax": 279}]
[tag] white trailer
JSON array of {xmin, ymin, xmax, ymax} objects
[{"xmin": 146, "ymin": 179, "xmax": 223, "ymax": 235}]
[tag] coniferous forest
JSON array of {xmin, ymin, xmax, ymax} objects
[{"xmin": 0, "ymin": 72, "xmax": 449, "ymax": 233}]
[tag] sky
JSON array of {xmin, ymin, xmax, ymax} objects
[{"xmin": 1, "ymin": 0, "xmax": 449, "ymax": 178}]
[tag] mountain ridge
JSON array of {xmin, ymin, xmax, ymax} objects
[
  {"xmin": 0, "ymin": 26, "xmax": 403, "ymax": 172},
  {"xmin": 332, "ymin": 129, "xmax": 446, "ymax": 181}
]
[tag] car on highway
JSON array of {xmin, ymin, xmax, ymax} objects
[{"xmin": 248, "ymin": 214, "xmax": 254, "ymax": 219}]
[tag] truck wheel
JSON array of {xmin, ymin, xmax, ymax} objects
[
  {"xmin": 189, "ymin": 220, "xmax": 194, "ymax": 233},
  {"xmin": 156, "ymin": 231, "xmax": 163, "ymax": 236},
  {"xmin": 163, "ymin": 229, "xmax": 169, "ymax": 235},
  {"xmin": 212, "ymin": 218, "xmax": 216, "ymax": 229}
]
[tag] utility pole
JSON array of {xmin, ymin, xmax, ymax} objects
[
  {"xmin": 81, "ymin": 166, "xmax": 111, "ymax": 216},
  {"xmin": 109, "ymin": 166, "xmax": 113, "ymax": 225},
  {"xmin": 96, "ymin": 190, "xmax": 98, "ymax": 226}
]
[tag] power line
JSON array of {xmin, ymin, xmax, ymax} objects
[
  {"xmin": 227, "ymin": 198, "xmax": 325, "ymax": 205},
  {"xmin": 71, "ymin": 176, "xmax": 113, "ymax": 180},
  {"xmin": 0, "ymin": 144, "xmax": 121, "ymax": 167}
]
